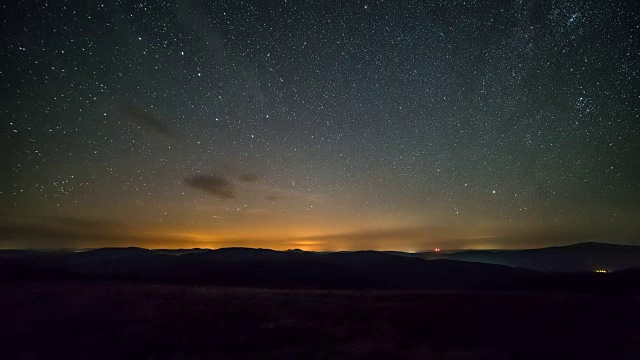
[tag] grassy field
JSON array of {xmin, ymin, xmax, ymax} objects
[{"xmin": 1, "ymin": 281, "xmax": 638, "ymax": 359}]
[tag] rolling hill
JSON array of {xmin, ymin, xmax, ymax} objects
[
  {"xmin": 1, "ymin": 243, "xmax": 638, "ymax": 292},
  {"xmin": 419, "ymin": 242, "xmax": 640, "ymax": 272}
]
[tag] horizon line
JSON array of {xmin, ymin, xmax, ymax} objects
[{"xmin": 1, "ymin": 241, "xmax": 635, "ymax": 253}]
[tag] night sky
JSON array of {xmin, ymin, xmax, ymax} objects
[{"xmin": 1, "ymin": 1, "xmax": 639, "ymax": 251}]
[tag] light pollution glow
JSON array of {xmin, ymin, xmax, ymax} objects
[{"xmin": 2, "ymin": 211, "xmax": 638, "ymax": 251}]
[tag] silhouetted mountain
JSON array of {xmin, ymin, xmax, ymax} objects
[
  {"xmin": 419, "ymin": 242, "xmax": 640, "ymax": 272},
  {"xmin": 1, "ymin": 244, "xmax": 638, "ymax": 293},
  {"xmin": 286, "ymin": 248, "xmax": 306, "ymax": 253},
  {"xmin": 152, "ymin": 248, "xmax": 209, "ymax": 255},
  {"xmin": 74, "ymin": 247, "xmax": 154, "ymax": 258},
  {"xmin": 0, "ymin": 247, "xmax": 531, "ymax": 289},
  {"xmin": 185, "ymin": 247, "xmax": 309, "ymax": 263},
  {"xmin": 64, "ymin": 248, "xmax": 173, "ymax": 277},
  {"xmin": 615, "ymin": 266, "xmax": 640, "ymax": 276}
]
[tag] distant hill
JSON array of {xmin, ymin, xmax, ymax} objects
[
  {"xmin": 418, "ymin": 242, "xmax": 640, "ymax": 272},
  {"xmin": 0, "ymin": 243, "xmax": 638, "ymax": 292},
  {"xmin": 0, "ymin": 247, "xmax": 532, "ymax": 289}
]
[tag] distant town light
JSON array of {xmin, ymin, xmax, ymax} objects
[{"xmin": 593, "ymin": 269, "xmax": 609, "ymax": 273}]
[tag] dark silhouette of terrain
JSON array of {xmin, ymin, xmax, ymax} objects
[
  {"xmin": 1, "ymin": 243, "xmax": 639, "ymax": 358},
  {"xmin": 0, "ymin": 281, "xmax": 638, "ymax": 359},
  {"xmin": 1, "ymin": 243, "xmax": 639, "ymax": 292},
  {"xmin": 0, "ymin": 246, "xmax": 530, "ymax": 289},
  {"xmin": 419, "ymin": 242, "xmax": 640, "ymax": 272}
]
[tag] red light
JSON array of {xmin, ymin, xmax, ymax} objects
[{"xmin": 434, "ymin": 248, "xmax": 441, "ymax": 252}]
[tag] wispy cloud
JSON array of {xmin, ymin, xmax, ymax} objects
[
  {"xmin": 120, "ymin": 102, "xmax": 176, "ymax": 139},
  {"xmin": 239, "ymin": 174, "xmax": 258, "ymax": 182},
  {"xmin": 184, "ymin": 174, "xmax": 236, "ymax": 199}
]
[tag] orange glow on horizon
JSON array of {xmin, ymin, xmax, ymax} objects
[
  {"xmin": 1, "ymin": 212, "xmax": 590, "ymax": 251},
  {"xmin": 128, "ymin": 228, "xmax": 503, "ymax": 252}
]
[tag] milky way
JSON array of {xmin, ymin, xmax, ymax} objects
[{"xmin": 1, "ymin": 1, "xmax": 639, "ymax": 250}]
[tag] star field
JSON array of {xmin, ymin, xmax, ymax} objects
[{"xmin": 1, "ymin": 0, "xmax": 639, "ymax": 250}]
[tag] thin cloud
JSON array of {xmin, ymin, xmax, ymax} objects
[
  {"xmin": 120, "ymin": 103, "xmax": 176, "ymax": 139},
  {"xmin": 184, "ymin": 174, "xmax": 235, "ymax": 199},
  {"xmin": 0, "ymin": 215, "xmax": 201, "ymax": 249},
  {"xmin": 0, "ymin": 215, "xmax": 134, "ymax": 248},
  {"xmin": 239, "ymin": 174, "xmax": 258, "ymax": 182}
]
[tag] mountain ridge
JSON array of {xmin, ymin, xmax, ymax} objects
[{"xmin": 0, "ymin": 242, "xmax": 638, "ymax": 292}]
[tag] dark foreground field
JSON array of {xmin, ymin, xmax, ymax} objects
[{"xmin": 1, "ymin": 281, "xmax": 639, "ymax": 359}]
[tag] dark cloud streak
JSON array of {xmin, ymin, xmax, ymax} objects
[
  {"xmin": 183, "ymin": 174, "xmax": 235, "ymax": 199},
  {"xmin": 120, "ymin": 103, "xmax": 176, "ymax": 140},
  {"xmin": 239, "ymin": 174, "xmax": 258, "ymax": 182}
]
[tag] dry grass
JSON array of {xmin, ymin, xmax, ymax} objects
[{"xmin": 0, "ymin": 281, "xmax": 638, "ymax": 359}]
